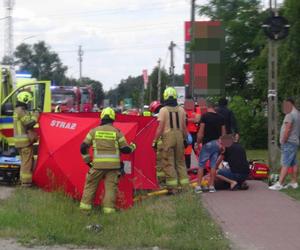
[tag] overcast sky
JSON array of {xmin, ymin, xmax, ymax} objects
[{"xmin": 0, "ymin": 0, "xmax": 277, "ymax": 90}]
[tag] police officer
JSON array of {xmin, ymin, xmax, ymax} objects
[
  {"xmin": 153, "ymin": 87, "xmax": 190, "ymax": 193},
  {"xmin": 13, "ymin": 91, "xmax": 38, "ymax": 187},
  {"xmin": 79, "ymin": 107, "xmax": 136, "ymax": 213}
]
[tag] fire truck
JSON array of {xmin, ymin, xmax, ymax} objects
[
  {"xmin": 51, "ymin": 86, "xmax": 81, "ymax": 112},
  {"xmin": 51, "ymin": 86, "xmax": 94, "ymax": 112},
  {"xmin": 79, "ymin": 86, "xmax": 94, "ymax": 112}
]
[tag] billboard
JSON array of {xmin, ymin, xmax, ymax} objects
[{"xmin": 184, "ymin": 21, "xmax": 225, "ymax": 96}]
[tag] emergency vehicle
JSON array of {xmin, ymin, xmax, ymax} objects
[
  {"xmin": 0, "ymin": 66, "xmax": 51, "ymax": 152},
  {"xmin": 79, "ymin": 86, "xmax": 94, "ymax": 112}
]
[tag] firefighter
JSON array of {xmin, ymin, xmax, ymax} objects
[
  {"xmin": 13, "ymin": 91, "xmax": 38, "ymax": 187},
  {"xmin": 185, "ymin": 102, "xmax": 201, "ymax": 168},
  {"xmin": 142, "ymin": 105, "xmax": 151, "ymax": 116},
  {"xmin": 153, "ymin": 87, "xmax": 191, "ymax": 193},
  {"xmin": 149, "ymin": 100, "xmax": 165, "ymax": 184},
  {"xmin": 79, "ymin": 107, "xmax": 136, "ymax": 214}
]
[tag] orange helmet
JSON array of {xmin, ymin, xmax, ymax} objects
[{"xmin": 149, "ymin": 100, "xmax": 162, "ymax": 114}]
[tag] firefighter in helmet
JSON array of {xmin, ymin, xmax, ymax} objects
[
  {"xmin": 149, "ymin": 100, "xmax": 165, "ymax": 184},
  {"xmin": 142, "ymin": 105, "xmax": 151, "ymax": 116},
  {"xmin": 80, "ymin": 107, "xmax": 136, "ymax": 213},
  {"xmin": 152, "ymin": 87, "xmax": 190, "ymax": 193},
  {"xmin": 13, "ymin": 91, "xmax": 38, "ymax": 187}
]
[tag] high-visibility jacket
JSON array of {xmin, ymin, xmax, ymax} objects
[
  {"xmin": 186, "ymin": 110, "xmax": 198, "ymax": 133},
  {"xmin": 83, "ymin": 124, "xmax": 129, "ymax": 170},
  {"xmin": 13, "ymin": 107, "xmax": 37, "ymax": 148},
  {"xmin": 143, "ymin": 111, "xmax": 151, "ymax": 116}
]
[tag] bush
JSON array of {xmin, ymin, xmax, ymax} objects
[{"xmin": 229, "ymin": 96, "xmax": 267, "ymax": 149}]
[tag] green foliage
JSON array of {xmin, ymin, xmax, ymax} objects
[
  {"xmin": 14, "ymin": 41, "xmax": 68, "ymax": 84},
  {"xmin": 278, "ymin": 0, "xmax": 300, "ymax": 100},
  {"xmin": 0, "ymin": 188, "xmax": 229, "ymax": 249},
  {"xmin": 229, "ymin": 96, "xmax": 267, "ymax": 149}
]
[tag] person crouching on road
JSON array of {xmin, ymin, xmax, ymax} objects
[
  {"xmin": 153, "ymin": 87, "xmax": 190, "ymax": 194},
  {"xmin": 79, "ymin": 107, "xmax": 136, "ymax": 214},
  {"xmin": 216, "ymin": 135, "xmax": 250, "ymax": 190},
  {"xmin": 14, "ymin": 91, "xmax": 38, "ymax": 187}
]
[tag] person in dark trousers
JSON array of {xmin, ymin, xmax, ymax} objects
[
  {"xmin": 216, "ymin": 135, "xmax": 250, "ymax": 190},
  {"xmin": 216, "ymin": 98, "xmax": 239, "ymax": 140}
]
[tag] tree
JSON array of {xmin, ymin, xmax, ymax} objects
[
  {"xmin": 14, "ymin": 41, "xmax": 68, "ymax": 84},
  {"xmin": 199, "ymin": 0, "xmax": 266, "ymax": 97},
  {"xmin": 278, "ymin": 0, "xmax": 300, "ymax": 100}
]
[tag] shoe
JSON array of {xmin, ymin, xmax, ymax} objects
[
  {"xmin": 208, "ymin": 186, "xmax": 216, "ymax": 193},
  {"xmin": 194, "ymin": 186, "xmax": 203, "ymax": 194},
  {"xmin": 230, "ymin": 183, "xmax": 239, "ymax": 191},
  {"xmin": 283, "ymin": 182, "xmax": 299, "ymax": 189},
  {"xmin": 269, "ymin": 182, "xmax": 283, "ymax": 191}
]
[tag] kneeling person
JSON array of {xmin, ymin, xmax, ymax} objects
[
  {"xmin": 80, "ymin": 107, "xmax": 136, "ymax": 213},
  {"xmin": 216, "ymin": 135, "xmax": 249, "ymax": 190}
]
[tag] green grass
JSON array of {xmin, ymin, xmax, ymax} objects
[
  {"xmin": 247, "ymin": 149, "xmax": 300, "ymax": 202},
  {"xmin": 246, "ymin": 149, "xmax": 268, "ymax": 162},
  {"xmin": 0, "ymin": 188, "xmax": 229, "ymax": 250}
]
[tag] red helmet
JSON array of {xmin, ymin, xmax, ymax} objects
[{"xmin": 149, "ymin": 101, "xmax": 162, "ymax": 113}]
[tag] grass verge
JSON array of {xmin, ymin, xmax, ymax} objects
[{"xmin": 0, "ymin": 188, "xmax": 229, "ymax": 250}]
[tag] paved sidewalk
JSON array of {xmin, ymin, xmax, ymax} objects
[{"xmin": 202, "ymin": 181, "xmax": 300, "ymax": 250}]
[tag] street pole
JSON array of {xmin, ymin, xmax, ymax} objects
[
  {"xmin": 157, "ymin": 58, "xmax": 162, "ymax": 101},
  {"xmin": 190, "ymin": 0, "xmax": 196, "ymax": 99},
  {"xmin": 78, "ymin": 45, "xmax": 83, "ymax": 83},
  {"xmin": 169, "ymin": 41, "xmax": 176, "ymax": 85},
  {"xmin": 268, "ymin": 0, "xmax": 279, "ymax": 171}
]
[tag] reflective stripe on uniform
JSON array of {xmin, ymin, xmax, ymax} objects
[
  {"xmin": 80, "ymin": 202, "xmax": 92, "ymax": 210},
  {"xmin": 157, "ymin": 171, "xmax": 165, "ymax": 177},
  {"xmin": 20, "ymin": 172, "xmax": 32, "ymax": 183},
  {"xmin": 179, "ymin": 178, "xmax": 190, "ymax": 186},
  {"xmin": 94, "ymin": 154, "xmax": 119, "ymax": 159},
  {"xmin": 95, "ymin": 131, "xmax": 116, "ymax": 140},
  {"xmin": 103, "ymin": 207, "xmax": 116, "ymax": 214},
  {"xmin": 93, "ymin": 158, "xmax": 120, "ymax": 163},
  {"xmin": 166, "ymin": 179, "xmax": 178, "ymax": 187}
]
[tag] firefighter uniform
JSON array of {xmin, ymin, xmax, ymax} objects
[
  {"xmin": 80, "ymin": 107, "xmax": 135, "ymax": 213},
  {"xmin": 13, "ymin": 91, "xmax": 37, "ymax": 186},
  {"xmin": 149, "ymin": 101, "xmax": 165, "ymax": 183},
  {"xmin": 154, "ymin": 87, "xmax": 189, "ymax": 190}
]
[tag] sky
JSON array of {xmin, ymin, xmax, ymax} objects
[{"xmin": 0, "ymin": 0, "xmax": 281, "ymax": 91}]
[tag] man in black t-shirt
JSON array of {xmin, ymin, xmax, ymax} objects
[
  {"xmin": 216, "ymin": 97, "xmax": 239, "ymax": 142},
  {"xmin": 195, "ymin": 101, "xmax": 226, "ymax": 193},
  {"xmin": 216, "ymin": 135, "xmax": 250, "ymax": 190}
]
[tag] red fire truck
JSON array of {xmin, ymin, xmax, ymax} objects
[
  {"xmin": 79, "ymin": 86, "xmax": 94, "ymax": 112},
  {"xmin": 51, "ymin": 86, "xmax": 81, "ymax": 112},
  {"xmin": 51, "ymin": 85, "xmax": 94, "ymax": 112}
]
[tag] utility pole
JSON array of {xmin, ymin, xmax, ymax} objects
[
  {"xmin": 78, "ymin": 45, "xmax": 83, "ymax": 83},
  {"xmin": 169, "ymin": 41, "xmax": 176, "ymax": 85},
  {"xmin": 268, "ymin": 0, "xmax": 278, "ymax": 171},
  {"xmin": 157, "ymin": 58, "xmax": 162, "ymax": 101},
  {"xmin": 4, "ymin": 0, "xmax": 14, "ymax": 65},
  {"xmin": 189, "ymin": 0, "xmax": 196, "ymax": 99}
]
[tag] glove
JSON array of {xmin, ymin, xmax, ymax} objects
[
  {"xmin": 152, "ymin": 140, "xmax": 158, "ymax": 150},
  {"xmin": 120, "ymin": 162, "xmax": 125, "ymax": 176},
  {"xmin": 129, "ymin": 142, "xmax": 136, "ymax": 152},
  {"xmin": 186, "ymin": 134, "xmax": 193, "ymax": 145}
]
